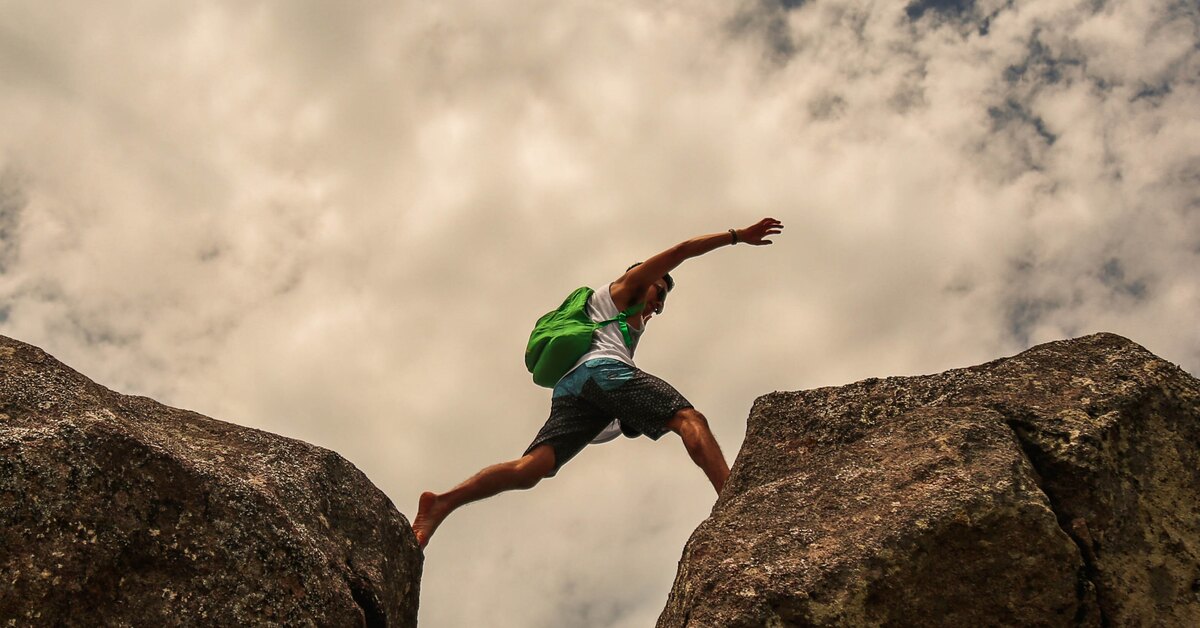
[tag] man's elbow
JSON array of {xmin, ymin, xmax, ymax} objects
[
  {"xmin": 655, "ymin": 244, "xmax": 691, "ymax": 273},
  {"xmin": 672, "ymin": 241, "xmax": 698, "ymax": 262}
]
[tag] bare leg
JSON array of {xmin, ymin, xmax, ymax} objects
[
  {"xmin": 413, "ymin": 444, "xmax": 555, "ymax": 549},
  {"xmin": 667, "ymin": 409, "xmax": 730, "ymax": 494}
]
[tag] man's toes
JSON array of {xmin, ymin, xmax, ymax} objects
[{"xmin": 413, "ymin": 492, "xmax": 442, "ymax": 549}]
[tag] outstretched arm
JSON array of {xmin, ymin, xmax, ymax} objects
[{"xmin": 615, "ymin": 217, "xmax": 784, "ymax": 297}]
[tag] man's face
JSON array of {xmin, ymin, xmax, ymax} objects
[{"xmin": 646, "ymin": 279, "xmax": 668, "ymax": 317}]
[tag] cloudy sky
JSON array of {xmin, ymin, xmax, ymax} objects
[{"xmin": 1, "ymin": 0, "xmax": 1197, "ymax": 625}]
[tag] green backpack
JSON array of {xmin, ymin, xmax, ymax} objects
[{"xmin": 525, "ymin": 286, "xmax": 645, "ymax": 388}]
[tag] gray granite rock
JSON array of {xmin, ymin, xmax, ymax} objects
[
  {"xmin": 0, "ymin": 335, "xmax": 421, "ymax": 626},
  {"xmin": 659, "ymin": 333, "xmax": 1200, "ymax": 627}
]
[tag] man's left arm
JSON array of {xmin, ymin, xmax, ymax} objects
[{"xmin": 622, "ymin": 217, "xmax": 785, "ymax": 290}]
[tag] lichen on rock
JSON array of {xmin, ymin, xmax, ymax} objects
[
  {"xmin": 0, "ymin": 335, "xmax": 421, "ymax": 627},
  {"xmin": 659, "ymin": 333, "xmax": 1200, "ymax": 627}
]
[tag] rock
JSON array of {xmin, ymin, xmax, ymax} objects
[
  {"xmin": 0, "ymin": 335, "xmax": 422, "ymax": 626},
  {"xmin": 659, "ymin": 333, "xmax": 1200, "ymax": 627}
]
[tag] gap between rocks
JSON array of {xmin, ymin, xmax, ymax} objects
[
  {"xmin": 348, "ymin": 574, "xmax": 386, "ymax": 628},
  {"xmin": 1003, "ymin": 414, "xmax": 1109, "ymax": 628}
]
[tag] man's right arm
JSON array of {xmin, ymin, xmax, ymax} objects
[{"xmin": 612, "ymin": 218, "xmax": 784, "ymax": 305}]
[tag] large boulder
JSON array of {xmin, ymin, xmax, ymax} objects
[
  {"xmin": 659, "ymin": 333, "xmax": 1200, "ymax": 627},
  {"xmin": 0, "ymin": 335, "xmax": 422, "ymax": 626}
]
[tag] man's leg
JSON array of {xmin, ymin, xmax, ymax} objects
[
  {"xmin": 413, "ymin": 444, "xmax": 556, "ymax": 549},
  {"xmin": 666, "ymin": 408, "xmax": 730, "ymax": 494}
]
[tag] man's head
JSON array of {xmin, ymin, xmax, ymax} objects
[{"xmin": 626, "ymin": 262, "xmax": 673, "ymax": 316}]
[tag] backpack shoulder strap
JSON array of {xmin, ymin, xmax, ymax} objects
[{"xmin": 595, "ymin": 301, "xmax": 646, "ymax": 348}]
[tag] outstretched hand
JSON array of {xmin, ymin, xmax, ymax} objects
[{"xmin": 738, "ymin": 217, "xmax": 785, "ymax": 245}]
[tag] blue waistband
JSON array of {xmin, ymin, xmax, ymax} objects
[{"xmin": 553, "ymin": 358, "xmax": 635, "ymax": 398}]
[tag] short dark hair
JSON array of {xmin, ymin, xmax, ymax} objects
[{"xmin": 626, "ymin": 262, "xmax": 675, "ymax": 292}]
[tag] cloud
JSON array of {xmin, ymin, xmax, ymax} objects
[
  {"xmin": 0, "ymin": 169, "xmax": 24, "ymax": 276},
  {"xmin": 1, "ymin": 0, "xmax": 1197, "ymax": 625},
  {"xmin": 906, "ymin": 0, "xmax": 980, "ymax": 22}
]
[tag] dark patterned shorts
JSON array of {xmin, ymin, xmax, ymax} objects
[{"xmin": 523, "ymin": 358, "xmax": 693, "ymax": 477}]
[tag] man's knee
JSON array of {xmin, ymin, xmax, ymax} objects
[
  {"xmin": 667, "ymin": 407, "xmax": 708, "ymax": 435},
  {"xmin": 515, "ymin": 446, "xmax": 556, "ymax": 488}
]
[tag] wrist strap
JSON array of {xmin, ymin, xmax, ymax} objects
[{"xmin": 729, "ymin": 228, "xmax": 738, "ymax": 245}]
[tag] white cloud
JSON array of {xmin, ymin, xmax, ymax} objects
[{"xmin": 1, "ymin": 0, "xmax": 1197, "ymax": 625}]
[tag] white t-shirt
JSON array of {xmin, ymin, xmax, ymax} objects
[
  {"xmin": 564, "ymin": 282, "xmax": 645, "ymax": 376},
  {"xmin": 562, "ymin": 282, "xmax": 646, "ymax": 444}
]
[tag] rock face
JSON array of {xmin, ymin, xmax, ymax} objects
[
  {"xmin": 659, "ymin": 333, "xmax": 1200, "ymax": 627},
  {"xmin": 0, "ymin": 335, "xmax": 422, "ymax": 626}
]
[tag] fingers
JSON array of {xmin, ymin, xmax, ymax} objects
[
  {"xmin": 743, "ymin": 218, "xmax": 784, "ymax": 245},
  {"xmin": 755, "ymin": 225, "xmax": 782, "ymax": 237}
]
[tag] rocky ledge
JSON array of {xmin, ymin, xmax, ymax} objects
[
  {"xmin": 0, "ymin": 335, "xmax": 421, "ymax": 626},
  {"xmin": 659, "ymin": 333, "xmax": 1199, "ymax": 627}
]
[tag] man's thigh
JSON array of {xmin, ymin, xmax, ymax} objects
[
  {"xmin": 522, "ymin": 394, "xmax": 611, "ymax": 477},
  {"xmin": 584, "ymin": 365, "xmax": 693, "ymax": 440}
]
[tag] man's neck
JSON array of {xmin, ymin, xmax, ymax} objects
[{"xmin": 629, "ymin": 310, "xmax": 649, "ymax": 331}]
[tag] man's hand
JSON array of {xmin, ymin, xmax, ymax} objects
[{"xmin": 737, "ymin": 218, "xmax": 785, "ymax": 245}]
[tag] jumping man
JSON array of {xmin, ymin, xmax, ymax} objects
[{"xmin": 413, "ymin": 217, "xmax": 785, "ymax": 548}]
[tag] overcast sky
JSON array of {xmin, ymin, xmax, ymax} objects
[{"xmin": 2, "ymin": 0, "xmax": 1197, "ymax": 625}]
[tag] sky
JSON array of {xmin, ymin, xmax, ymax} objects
[{"xmin": 1, "ymin": 0, "xmax": 1197, "ymax": 625}]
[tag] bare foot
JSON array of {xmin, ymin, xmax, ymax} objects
[{"xmin": 412, "ymin": 491, "xmax": 449, "ymax": 549}]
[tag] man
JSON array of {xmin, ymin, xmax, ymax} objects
[{"xmin": 413, "ymin": 217, "xmax": 785, "ymax": 549}]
